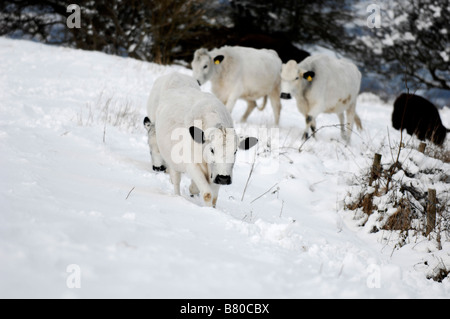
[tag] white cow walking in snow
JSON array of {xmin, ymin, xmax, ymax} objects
[
  {"xmin": 153, "ymin": 73, "xmax": 258, "ymax": 207},
  {"xmin": 192, "ymin": 46, "xmax": 283, "ymax": 125},
  {"xmin": 280, "ymin": 54, "xmax": 362, "ymax": 142},
  {"xmin": 144, "ymin": 72, "xmax": 199, "ymax": 172}
]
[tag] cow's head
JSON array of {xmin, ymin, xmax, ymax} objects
[
  {"xmin": 189, "ymin": 125, "xmax": 257, "ymax": 185},
  {"xmin": 143, "ymin": 117, "xmax": 166, "ymax": 172},
  {"xmin": 191, "ymin": 48, "xmax": 224, "ymax": 86},
  {"xmin": 280, "ymin": 60, "xmax": 315, "ymax": 99}
]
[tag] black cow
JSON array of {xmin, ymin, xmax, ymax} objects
[{"xmin": 392, "ymin": 93, "xmax": 448, "ymax": 146}]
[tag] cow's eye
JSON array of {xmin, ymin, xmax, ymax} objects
[
  {"xmin": 203, "ymin": 65, "xmax": 208, "ymax": 69},
  {"xmin": 295, "ymin": 77, "xmax": 299, "ymax": 80},
  {"xmin": 210, "ymin": 148, "xmax": 214, "ymax": 154}
]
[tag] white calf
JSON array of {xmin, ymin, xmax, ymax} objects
[
  {"xmin": 155, "ymin": 85, "xmax": 258, "ymax": 207},
  {"xmin": 280, "ymin": 54, "xmax": 362, "ymax": 142},
  {"xmin": 192, "ymin": 46, "xmax": 283, "ymax": 125}
]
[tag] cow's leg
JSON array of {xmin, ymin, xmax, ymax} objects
[
  {"xmin": 296, "ymin": 98, "xmax": 314, "ymax": 139},
  {"xmin": 302, "ymin": 117, "xmax": 310, "ymax": 140},
  {"xmin": 144, "ymin": 119, "xmax": 166, "ymax": 171},
  {"xmin": 225, "ymin": 90, "xmax": 241, "ymax": 115},
  {"xmin": 310, "ymin": 118, "xmax": 317, "ymax": 135},
  {"xmin": 304, "ymin": 115, "xmax": 318, "ymax": 139},
  {"xmin": 344, "ymin": 103, "xmax": 357, "ymax": 143},
  {"xmin": 210, "ymin": 184, "xmax": 221, "ymax": 208},
  {"xmin": 189, "ymin": 180, "xmax": 200, "ymax": 196},
  {"xmin": 416, "ymin": 125, "xmax": 427, "ymax": 141},
  {"xmin": 186, "ymin": 164, "xmax": 213, "ymax": 207},
  {"xmin": 241, "ymin": 100, "xmax": 257, "ymax": 122},
  {"xmin": 269, "ymin": 86, "xmax": 282, "ymax": 126},
  {"xmin": 169, "ymin": 169, "xmax": 181, "ymax": 195},
  {"xmin": 294, "ymin": 101, "xmax": 308, "ymax": 138},
  {"xmin": 303, "ymin": 100, "xmax": 321, "ymax": 139},
  {"xmin": 149, "ymin": 140, "xmax": 166, "ymax": 171},
  {"xmin": 337, "ymin": 112, "xmax": 346, "ymax": 140}
]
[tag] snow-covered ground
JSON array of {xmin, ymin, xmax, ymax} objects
[{"xmin": 1, "ymin": 38, "xmax": 449, "ymax": 298}]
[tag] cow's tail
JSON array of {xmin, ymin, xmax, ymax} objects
[
  {"xmin": 256, "ymin": 96, "xmax": 268, "ymax": 111},
  {"xmin": 354, "ymin": 113, "xmax": 363, "ymax": 131}
]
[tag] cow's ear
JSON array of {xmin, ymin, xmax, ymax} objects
[
  {"xmin": 303, "ymin": 71, "xmax": 315, "ymax": 82},
  {"xmin": 213, "ymin": 55, "xmax": 224, "ymax": 65},
  {"xmin": 143, "ymin": 117, "xmax": 152, "ymax": 132},
  {"xmin": 189, "ymin": 126, "xmax": 205, "ymax": 144},
  {"xmin": 239, "ymin": 136, "xmax": 258, "ymax": 150}
]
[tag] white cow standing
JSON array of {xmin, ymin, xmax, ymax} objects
[
  {"xmin": 154, "ymin": 73, "xmax": 258, "ymax": 207},
  {"xmin": 192, "ymin": 46, "xmax": 283, "ymax": 125},
  {"xmin": 144, "ymin": 72, "xmax": 199, "ymax": 171},
  {"xmin": 280, "ymin": 54, "xmax": 362, "ymax": 142}
]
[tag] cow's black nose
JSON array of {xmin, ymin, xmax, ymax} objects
[
  {"xmin": 153, "ymin": 165, "xmax": 166, "ymax": 172},
  {"xmin": 214, "ymin": 175, "xmax": 231, "ymax": 185},
  {"xmin": 280, "ymin": 92, "xmax": 291, "ymax": 100}
]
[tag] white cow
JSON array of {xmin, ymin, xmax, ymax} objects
[
  {"xmin": 155, "ymin": 80, "xmax": 258, "ymax": 207},
  {"xmin": 144, "ymin": 72, "xmax": 199, "ymax": 171},
  {"xmin": 192, "ymin": 46, "xmax": 283, "ymax": 125},
  {"xmin": 280, "ymin": 54, "xmax": 362, "ymax": 142}
]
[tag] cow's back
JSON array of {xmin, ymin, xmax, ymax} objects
[
  {"xmin": 211, "ymin": 46, "xmax": 282, "ymax": 100},
  {"xmin": 301, "ymin": 55, "xmax": 361, "ymax": 106},
  {"xmin": 393, "ymin": 93, "xmax": 438, "ymax": 128},
  {"xmin": 147, "ymin": 72, "xmax": 199, "ymax": 121},
  {"xmin": 230, "ymin": 46, "xmax": 281, "ymax": 81},
  {"xmin": 392, "ymin": 93, "xmax": 446, "ymax": 144}
]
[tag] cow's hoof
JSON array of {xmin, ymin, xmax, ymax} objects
[
  {"xmin": 153, "ymin": 165, "xmax": 166, "ymax": 172},
  {"xmin": 189, "ymin": 182, "xmax": 200, "ymax": 195},
  {"xmin": 203, "ymin": 192, "xmax": 212, "ymax": 203}
]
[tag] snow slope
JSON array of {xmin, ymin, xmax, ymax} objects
[{"xmin": 1, "ymin": 38, "xmax": 449, "ymax": 298}]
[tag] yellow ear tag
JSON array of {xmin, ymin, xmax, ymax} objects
[
  {"xmin": 307, "ymin": 75, "xmax": 312, "ymax": 82},
  {"xmin": 215, "ymin": 60, "xmax": 221, "ymax": 65}
]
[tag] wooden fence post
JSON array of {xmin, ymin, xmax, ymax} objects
[
  {"xmin": 418, "ymin": 142, "xmax": 426, "ymax": 153},
  {"xmin": 369, "ymin": 153, "xmax": 382, "ymax": 186},
  {"xmin": 426, "ymin": 188, "xmax": 437, "ymax": 236}
]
